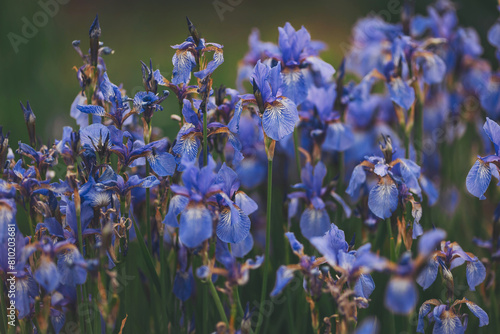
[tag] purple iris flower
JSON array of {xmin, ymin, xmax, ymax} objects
[
  {"xmin": 383, "ymin": 229, "xmax": 446, "ymax": 315},
  {"xmin": 171, "ymin": 32, "xmax": 224, "ymax": 85},
  {"xmin": 416, "ymin": 240, "xmax": 486, "ymax": 291},
  {"xmin": 288, "ymin": 161, "xmax": 351, "ymax": 240},
  {"xmin": 269, "ymin": 22, "xmax": 335, "ymax": 105},
  {"xmin": 173, "ymin": 98, "xmax": 242, "ymax": 165},
  {"xmin": 76, "ymin": 72, "xmax": 132, "ymax": 129},
  {"xmin": 346, "ymin": 136, "xmax": 424, "ymax": 225},
  {"xmin": 239, "ymin": 60, "xmax": 299, "ymax": 141},
  {"xmin": 466, "ymin": 118, "xmax": 500, "ymax": 199},
  {"xmin": 197, "ymin": 240, "xmax": 263, "ymax": 287},
  {"xmin": 417, "ymin": 298, "xmax": 488, "ymax": 333},
  {"xmin": 310, "ymin": 224, "xmax": 384, "ymax": 299},
  {"xmin": 164, "ymin": 158, "xmax": 253, "ymax": 247}
]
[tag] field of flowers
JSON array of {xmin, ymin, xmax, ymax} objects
[{"xmin": 2, "ymin": 0, "xmax": 500, "ymax": 333}]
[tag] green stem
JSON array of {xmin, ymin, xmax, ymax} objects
[
  {"xmin": 207, "ymin": 279, "xmax": 228, "ymax": 325},
  {"xmin": 203, "ymin": 105, "xmax": 208, "ymax": 166},
  {"xmin": 293, "ymin": 128, "xmax": 301, "ymax": 177},
  {"xmin": 0, "ymin": 279, "xmax": 9, "ymax": 334},
  {"xmin": 144, "ymin": 121, "xmax": 152, "ymax": 253},
  {"xmin": 256, "ymin": 159, "xmax": 273, "ymax": 334},
  {"xmin": 387, "ymin": 218, "xmax": 396, "ymax": 262}
]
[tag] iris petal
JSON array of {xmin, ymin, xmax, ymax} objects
[
  {"xmin": 368, "ymin": 176, "xmax": 399, "ymax": 219},
  {"xmin": 179, "ymin": 205, "xmax": 213, "ymax": 248},
  {"xmin": 262, "ymin": 97, "xmax": 299, "ymax": 141},
  {"xmin": 466, "ymin": 159, "xmax": 492, "ymax": 200},
  {"xmin": 299, "ymin": 207, "xmax": 331, "ymax": 240}
]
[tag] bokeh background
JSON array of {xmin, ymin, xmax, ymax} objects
[{"xmin": 0, "ymin": 0, "xmax": 498, "ymax": 146}]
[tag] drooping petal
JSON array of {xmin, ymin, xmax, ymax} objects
[
  {"xmin": 388, "ymin": 77, "xmax": 415, "ymax": 111},
  {"xmin": 466, "ymin": 260, "xmax": 486, "ymax": 291},
  {"xmin": 261, "ymin": 97, "xmax": 299, "ymax": 141},
  {"xmin": 464, "ymin": 300, "xmax": 489, "ymax": 327},
  {"xmin": 34, "ymin": 256, "xmax": 60, "ymax": 292},
  {"xmin": 227, "ymin": 100, "xmax": 243, "ymax": 134},
  {"xmin": 234, "ymin": 191, "xmax": 258, "ymax": 216},
  {"xmin": 280, "ymin": 67, "xmax": 307, "ymax": 105},
  {"xmin": 354, "ymin": 274, "xmax": 375, "ymax": 299},
  {"xmin": 417, "ymin": 302, "xmax": 433, "ymax": 333},
  {"xmin": 270, "ymin": 265, "xmax": 295, "ymax": 297},
  {"xmin": 416, "ymin": 257, "xmax": 439, "ymax": 290},
  {"xmin": 230, "ymin": 233, "xmax": 254, "ymax": 258},
  {"xmin": 346, "ymin": 165, "xmax": 367, "ymax": 200},
  {"xmin": 384, "ymin": 277, "xmax": 418, "ymax": 315},
  {"xmin": 418, "ymin": 228, "xmax": 446, "ymax": 257},
  {"xmin": 76, "ymin": 105, "xmax": 106, "ymax": 116},
  {"xmin": 163, "ymin": 195, "xmax": 189, "ymax": 227},
  {"xmin": 483, "ymin": 117, "xmax": 500, "ymax": 155},
  {"xmin": 419, "ymin": 53, "xmax": 446, "ymax": 84},
  {"xmin": 179, "ymin": 205, "xmax": 213, "ymax": 248},
  {"xmin": 172, "ymin": 50, "xmax": 197, "ymax": 85},
  {"xmin": 368, "ymin": 176, "xmax": 399, "ymax": 219},
  {"xmin": 148, "ymin": 151, "xmax": 176, "ymax": 177},
  {"xmin": 466, "ymin": 159, "xmax": 491, "ymax": 200},
  {"xmin": 300, "ymin": 207, "xmax": 331, "ymax": 240},
  {"xmin": 322, "ymin": 122, "xmax": 355, "ymax": 152},
  {"xmin": 217, "ymin": 198, "xmax": 251, "ymax": 244},
  {"xmin": 285, "ymin": 232, "xmax": 304, "ymax": 253},
  {"xmin": 194, "ymin": 49, "xmax": 224, "ymax": 80},
  {"xmin": 57, "ymin": 249, "xmax": 87, "ymax": 286}
]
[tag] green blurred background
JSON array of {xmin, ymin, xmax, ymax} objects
[{"xmin": 0, "ymin": 0, "xmax": 498, "ymax": 146}]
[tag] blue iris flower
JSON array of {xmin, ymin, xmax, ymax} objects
[
  {"xmin": 416, "ymin": 240, "xmax": 486, "ymax": 291},
  {"xmin": 171, "ymin": 36, "xmax": 224, "ymax": 85},
  {"xmin": 239, "ymin": 60, "xmax": 299, "ymax": 141},
  {"xmin": 417, "ymin": 298, "xmax": 488, "ymax": 334},
  {"xmin": 173, "ymin": 99, "xmax": 242, "ymax": 165},
  {"xmin": 383, "ymin": 229, "xmax": 446, "ymax": 315},
  {"xmin": 288, "ymin": 161, "xmax": 350, "ymax": 240},
  {"xmin": 346, "ymin": 136, "xmax": 424, "ymax": 226},
  {"xmin": 466, "ymin": 117, "xmax": 500, "ymax": 200},
  {"xmin": 197, "ymin": 240, "xmax": 263, "ymax": 287}
]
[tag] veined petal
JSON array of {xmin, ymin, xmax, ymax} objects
[
  {"xmin": 172, "ymin": 50, "xmax": 197, "ymax": 85},
  {"xmin": 281, "ymin": 67, "xmax": 307, "ymax": 105},
  {"xmin": 416, "ymin": 257, "xmax": 439, "ymax": 290},
  {"xmin": 299, "ymin": 207, "xmax": 331, "ymax": 240},
  {"xmin": 173, "ymin": 130, "xmax": 200, "ymax": 162},
  {"xmin": 354, "ymin": 274, "xmax": 375, "ymax": 299},
  {"xmin": 417, "ymin": 302, "xmax": 433, "ymax": 333},
  {"xmin": 76, "ymin": 105, "xmax": 106, "ymax": 116},
  {"xmin": 194, "ymin": 49, "xmax": 224, "ymax": 79},
  {"xmin": 179, "ymin": 205, "xmax": 213, "ymax": 248},
  {"xmin": 235, "ymin": 191, "xmax": 258, "ymax": 215},
  {"xmin": 466, "ymin": 260, "xmax": 486, "ymax": 291},
  {"xmin": 163, "ymin": 195, "xmax": 189, "ymax": 227},
  {"xmin": 227, "ymin": 100, "xmax": 242, "ymax": 134},
  {"xmin": 368, "ymin": 176, "xmax": 399, "ymax": 219},
  {"xmin": 148, "ymin": 151, "xmax": 176, "ymax": 177},
  {"xmin": 388, "ymin": 77, "xmax": 415, "ymax": 111},
  {"xmin": 217, "ymin": 200, "xmax": 251, "ymax": 244},
  {"xmin": 262, "ymin": 97, "xmax": 299, "ymax": 141},
  {"xmin": 466, "ymin": 159, "xmax": 491, "ymax": 200},
  {"xmin": 464, "ymin": 300, "xmax": 489, "ymax": 327}
]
